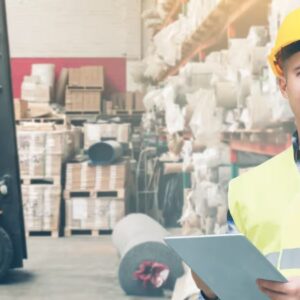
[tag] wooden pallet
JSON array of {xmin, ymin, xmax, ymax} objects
[
  {"xmin": 67, "ymin": 86, "xmax": 104, "ymax": 91},
  {"xmin": 21, "ymin": 176, "xmax": 61, "ymax": 186},
  {"xmin": 64, "ymin": 189, "xmax": 125, "ymax": 199},
  {"xmin": 65, "ymin": 111, "xmax": 101, "ymax": 115},
  {"xmin": 17, "ymin": 117, "xmax": 66, "ymax": 125},
  {"xmin": 64, "ymin": 228, "xmax": 112, "ymax": 237},
  {"xmin": 26, "ymin": 230, "xmax": 59, "ymax": 238},
  {"xmin": 112, "ymin": 109, "xmax": 145, "ymax": 115}
]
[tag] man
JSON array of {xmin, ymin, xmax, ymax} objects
[{"xmin": 193, "ymin": 8, "xmax": 300, "ymax": 300}]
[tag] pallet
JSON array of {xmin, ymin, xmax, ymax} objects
[
  {"xmin": 221, "ymin": 129, "xmax": 289, "ymax": 144},
  {"xmin": 17, "ymin": 117, "xmax": 66, "ymax": 125},
  {"xmin": 68, "ymin": 86, "xmax": 103, "ymax": 91},
  {"xmin": 64, "ymin": 228, "xmax": 112, "ymax": 237},
  {"xmin": 21, "ymin": 176, "xmax": 61, "ymax": 186},
  {"xmin": 26, "ymin": 230, "xmax": 59, "ymax": 238},
  {"xmin": 64, "ymin": 189, "xmax": 125, "ymax": 199},
  {"xmin": 112, "ymin": 109, "xmax": 145, "ymax": 115},
  {"xmin": 65, "ymin": 111, "xmax": 101, "ymax": 115}
]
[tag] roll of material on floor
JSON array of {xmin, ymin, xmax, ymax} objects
[
  {"xmin": 87, "ymin": 141, "xmax": 123, "ymax": 165},
  {"xmin": 112, "ymin": 214, "xmax": 184, "ymax": 296}
]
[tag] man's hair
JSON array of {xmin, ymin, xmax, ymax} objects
[{"xmin": 276, "ymin": 40, "xmax": 300, "ymax": 72}]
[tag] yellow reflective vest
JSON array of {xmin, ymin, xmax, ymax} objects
[{"xmin": 229, "ymin": 146, "xmax": 300, "ymax": 277}]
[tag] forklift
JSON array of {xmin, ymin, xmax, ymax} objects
[{"xmin": 0, "ymin": 0, "xmax": 27, "ymax": 279}]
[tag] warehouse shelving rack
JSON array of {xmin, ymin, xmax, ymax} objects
[
  {"xmin": 154, "ymin": 0, "xmax": 189, "ymax": 34},
  {"xmin": 222, "ymin": 130, "xmax": 292, "ymax": 178},
  {"xmin": 156, "ymin": 0, "xmax": 268, "ymax": 82}
]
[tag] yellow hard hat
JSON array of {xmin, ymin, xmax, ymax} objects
[{"xmin": 268, "ymin": 8, "xmax": 300, "ymax": 77}]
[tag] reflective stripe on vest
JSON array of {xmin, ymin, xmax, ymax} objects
[
  {"xmin": 265, "ymin": 249, "xmax": 300, "ymax": 270},
  {"xmin": 281, "ymin": 248, "xmax": 300, "ymax": 269}
]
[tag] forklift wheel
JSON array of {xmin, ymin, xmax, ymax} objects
[{"xmin": 0, "ymin": 227, "xmax": 13, "ymax": 281}]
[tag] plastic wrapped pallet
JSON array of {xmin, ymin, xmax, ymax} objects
[
  {"xmin": 17, "ymin": 124, "xmax": 77, "ymax": 160},
  {"xmin": 83, "ymin": 122, "xmax": 131, "ymax": 149},
  {"xmin": 65, "ymin": 159, "xmax": 128, "ymax": 191},
  {"xmin": 22, "ymin": 185, "xmax": 61, "ymax": 233},
  {"xmin": 65, "ymin": 197, "xmax": 124, "ymax": 231}
]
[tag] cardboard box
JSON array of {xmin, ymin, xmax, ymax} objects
[
  {"xmin": 14, "ymin": 99, "xmax": 28, "ymax": 120},
  {"xmin": 105, "ymin": 101, "xmax": 113, "ymax": 115},
  {"xmin": 65, "ymin": 89, "xmax": 84, "ymax": 112},
  {"xmin": 65, "ymin": 160, "xmax": 128, "ymax": 191},
  {"xmin": 81, "ymin": 66, "xmax": 104, "ymax": 89},
  {"xmin": 125, "ymin": 92, "xmax": 134, "ymax": 110},
  {"xmin": 65, "ymin": 88, "xmax": 101, "ymax": 112},
  {"xmin": 84, "ymin": 90, "xmax": 102, "ymax": 111},
  {"xmin": 111, "ymin": 92, "xmax": 145, "ymax": 111},
  {"xmin": 21, "ymin": 81, "xmax": 51, "ymax": 103},
  {"xmin": 27, "ymin": 103, "xmax": 52, "ymax": 118},
  {"xmin": 134, "ymin": 91, "xmax": 145, "ymax": 111},
  {"xmin": 68, "ymin": 66, "xmax": 104, "ymax": 89},
  {"xmin": 68, "ymin": 68, "xmax": 81, "ymax": 87}
]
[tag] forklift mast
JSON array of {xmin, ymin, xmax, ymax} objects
[{"xmin": 0, "ymin": 0, "xmax": 27, "ymax": 273}]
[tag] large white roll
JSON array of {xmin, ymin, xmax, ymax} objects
[
  {"xmin": 237, "ymin": 71, "xmax": 252, "ymax": 107},
  {"xmin": 112, "ymin": 214, "xmax": 184, "ymax": 296},
  {"xmin": 214, "ymin": 81, "xmax": 238, "ymax": 109},
  {"xmin": 31, "ymin": 64, "xmax": 55, "ymax": 87},
  {"xmin": 250, "ymin": 47, "xmax": 268, "ymax": 76}
]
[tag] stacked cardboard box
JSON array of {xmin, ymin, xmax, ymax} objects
[
  {"xmin": 17, "ymin": 123, "xmax": 80, "ymax": 236},
  {"xmin": 14, "ymin": 99, "xmax": 28, "ymax": 120},
  {"xmin": 106, "ymin": 91, "xmax": 145, "ymax": 114},
  {"xmin": 64, "ymin": 159, "xmax": 128, "ymax": 232},
  {"xmin": 69, "ymin": 66, "xmax": 104, "ymax": 89},
  {"xmin": 65, "ymin": 66, "xmax": 104, "ymax": 113},
  {"xmin": 83, "ymin": 123, "xmax": 131, "ymax": 149}
]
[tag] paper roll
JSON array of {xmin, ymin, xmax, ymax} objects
[
  {"xmin": 112, "ymin": 214, "xmax": 184, "ymax": 296},
  {"xmin": 32, "ymin": 64, "xmax": 56, "ymax": 87},
  {"xmin": 214, "ymin": 81, "xmax": 238, "ymax": 109}
]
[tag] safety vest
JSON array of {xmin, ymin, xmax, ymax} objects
[{"xmin": 228, "ymin": 146, "xmax": 300, "ymax": 277}]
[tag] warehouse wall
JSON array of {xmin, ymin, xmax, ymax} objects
[
  {"xmin": 6, "ymin": 0, "xmax": 141, "ymax": 58},
  {"xmin": 11, "ymin": 58, "xmax": 126, "ymax": 98},
  {"xmin": 6, "ymin": 0, "xmax": 142, "ymax": 97}
]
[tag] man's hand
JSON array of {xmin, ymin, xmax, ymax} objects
[
  {"xmin": 191, "ymin": 271, "xmax": 217, "ymax": 299},
  {"xmin": 257, "ymin": 277, "xmax": 300, "ymax": 299}
]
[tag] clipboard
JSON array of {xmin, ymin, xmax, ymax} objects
[{"xmin": 165, "ymin": 234, "xmax": 287, "ymax": 300}]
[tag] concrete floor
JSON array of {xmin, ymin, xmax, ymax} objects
[{"xmin": 0, "ymin": 236, "xmax": 169, "ymax": 300}]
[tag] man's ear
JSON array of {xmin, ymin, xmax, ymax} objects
[{"xmin": 278, "ymin": 75, "xmax": 288, "ymax": 99}]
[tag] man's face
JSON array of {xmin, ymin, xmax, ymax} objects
[{"xmin": 279, "ymin": 51, "xmax": 300, "ymax": 121}]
